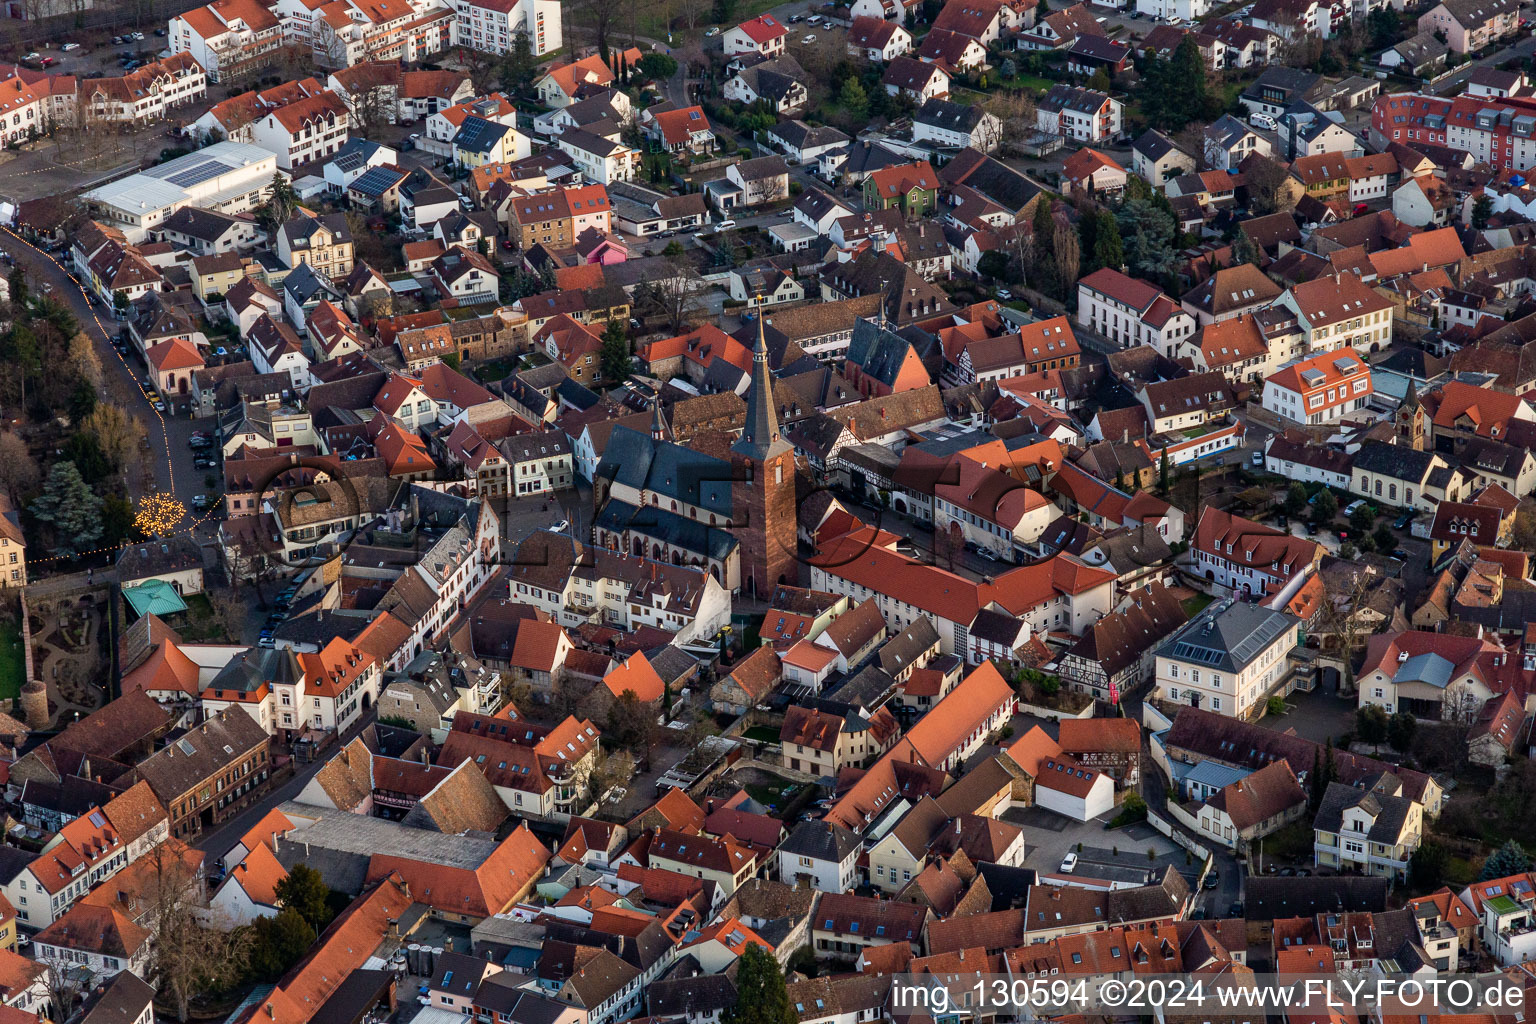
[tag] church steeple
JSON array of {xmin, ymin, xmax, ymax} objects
[
  {"xmin": 650, "ymin": 390, "xmax": 665, "ymax": 441},
  {"xmin": 732, "ymin": 299, "xmax": 792, "ymax": 461}
]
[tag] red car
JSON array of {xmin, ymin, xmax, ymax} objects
[
  {"xmin": 39, "ymin": 56, "xmax": 56, "ymax": 67},
  {"xmin": 1353, "ymin": 202, "xmax": 1369, "ymax": 216}
]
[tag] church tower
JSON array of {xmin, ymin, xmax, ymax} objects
[
  {"xmin": 1397, "ymin": 384, "xmax": 1424, "ymax": 451},
  {"xmin": 731, "ymin": 306, "xmax": 798, "ymax": 598}
]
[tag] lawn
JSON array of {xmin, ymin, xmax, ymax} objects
[
  {"xmin": 629, "ymin": 0, "xmax": 783, "ymax": 47},
  {"xmin": 472, "ymin": 357, "xmax": 518, "ymax": 383},
  {"xmin": 743, "ymin": 725, "xmax": 780, "ymax": 743},
  {"xmin": 1181, "ymin": 593, "xmax": 1215, "ymax": 617},
  {"xmin": 0, "ymin": 619, "xmax": 22, "ymax": 701}
]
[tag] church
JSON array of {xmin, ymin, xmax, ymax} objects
[{"xmin": 592, "ymin": 317, "xmax": 800, "ymax": 598}]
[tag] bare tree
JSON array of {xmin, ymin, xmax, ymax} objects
[
  {"xmin": 38, "ymin": 953, "xmax": 88, "ymax": 1022},
  {"xmin": 572, "ymin": 0, "xmax": 619, "ymax": 60},
  {"xmin": 0, "ymin": 432, "xmax": 40, "ymax": 503},
  {"xmin": 637, "ymin": 257, "xmax": 706, "ymax": 333},
  {"xmin": 84, "ymin": 404, "xmax": 145, "ymax": 475},
  {"xmin": 1317, "ymin": 563, "xmax": 1375, "ymax": 694},
  {"xmin": 1244, "ymin": 154, "xmax": 1294, "ymax": 215},
  {"xmin": 66, "ymin": 331, "xmax": 102, "ymax": 390},
  {"xmin": 120, "ymin": 841, "xmax": 251, "ymax": 1022},
  {"xmin": 588, "ymin": 747, "xmax": 636, "ymax": 800},
  {"xmin": 349, "ymin": 85, "xmax": 397, "ymax": 141},
  {"xmin": 985, "ymin": 91, "xmax": 1038, "ymax": 157}
]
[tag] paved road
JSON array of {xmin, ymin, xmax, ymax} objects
[
  {"xmin": 3, "ymin": 231, "xmax": 217, "ymax": 548},
  {"xmin": 1434, "ymin": 30, "xmax": 1536, "ymax": 95},
  {"xmin": 193, "ymin": 708, "xmax": 379, "ymax": 864}
]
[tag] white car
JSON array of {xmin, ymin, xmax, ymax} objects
[
  {"xmin": 551, "ymin": 518, "xmax": 570, "ymax": 533},
  {"xmin": 1249, "ymin": 112, "xmax": 1278, "ymax": 131},
  {"xmin": 801, "ymin": 32, "xmax": 817, "ymax": 42},
  {"xmin": 1060, "ymin": 853, "xmax": 1078, "ymax": 873},
  {"xmin": 60, "ymin": 42, "xmax": 79, "ymax": 51},
  {"xmin": 704, "ymin": 25, "xmax": 720, "ymax": 35}
]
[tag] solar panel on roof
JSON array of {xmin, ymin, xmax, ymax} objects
[{"xmin": 164, "ymin": 160, "xmax": 228, "ymax": 188}]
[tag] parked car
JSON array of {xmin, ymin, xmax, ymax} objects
[
  {"xmin": 996, "ymin": 288, "xmax": 1013, "ymax": 300},
  {"xmin": 1248, "ymin": 112, "xmax": 1278, "ymax": 131},
  {"xmin": 112, "ymin": 35, "xmax": 123, "ymax": 43},
  {"xmin": 154, "ymin": 27, "xmax": 167, "ymax": 35},
  {"xmin": 1392, "ymin": 548, "xmax": 1410, "ymax": 560},
  {"xmin": 1393, "ymin": 511, "xmax": 1413, "ymax": 529},
  {"xmin": 192, "ymin": 494, "xmax": 208, "ymax": 510},
  {"xmin": 551, "ymin": 519, "xmax": 570, "ymax": 533},
  {"xmin": 1251, "ymin": 450, "xmax": 1264, "ymax": 466},
  {"xmin": 704, "ymin": 25, "xmax": 720, "ymax": 35},
  {"xmin": 61, "ymin": 42, "xmax": 80, "ymax": 51},
  {"xmin": 1060, "ymin": 853, "xmax": 1078, "ymax": 873},
  {"xmin": 801, "ymin": 32, "xmax": 817, "ymax": 42},
  {"xmin": 1202, "ymin": 870, "xmax": 1219, "ymax": 890}
]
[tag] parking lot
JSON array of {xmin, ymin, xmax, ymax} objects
[{"xmin": 1001, "ymin": 804, "xmax": 1197, "ymax": 890}]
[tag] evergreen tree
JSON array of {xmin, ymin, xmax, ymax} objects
[
  {"xmin": 275, "ymin": 864, "xmax": 333, "ymax": 933},
  {"xmin": 1284, "ymin": 483, "xmax": 1308, "ymax": 518},
  {"xmin": 1159, "ymin": 449, "xmax": 1170, "ymax": 491},
  {"xmin": 1480, "ymin": 840, "xmax": 1532, "ymax": 881},
  {"xmin": 600, "ymin": 318, "xmax": 631, "ymax": 383},
  {"xmin": 28, "ymin": 461, "xmax": 103, "ymax": 559},
  {"xmin": 839, "ymin": 77, "xmax": 869, "ymax": 118},
  {"xmin": 722, "ymin": 946, "xmax": 796, "ymax": 1024},
  {"xmin": 1309, "ymin": 749, "xmax": 1324, "ymax": 810},
  {"xmin": 1091, "ymin": 209, "xmax": 1123, "ymax": 273},
  {"xmin": 7, "ymin": 265, "xmax": 26, "ymax": 307},
  {"xmin": 1473, "ymin": 194, "xmax": 1493, "ymax": 231},
  {"xmin": 248, "ymin": 909, "xmax": 315, "ymax": 981}
]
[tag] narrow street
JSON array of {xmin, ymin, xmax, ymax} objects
[{"xmin": 3, "ymin": 229, "xmax": 211, "ymax": 516}]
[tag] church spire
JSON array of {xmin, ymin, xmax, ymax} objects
[
  {"xmin": 650, "ymin": 389, "xmax": 665, "ymax": 441},
  {"xmin": 733, "ymin": 298, "xmax": 792, "ymax": 461}
]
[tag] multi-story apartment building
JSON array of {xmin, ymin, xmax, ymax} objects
[
  {"xmin": 1276, "ymin": 272, "xmax": 1394, "ymax": 354},
  {"xmin": 0, "ymin": 497, "xmax": 24, "ymax": 588},
  {"xmin": 1191, "ymin": 506, "xmax": 1323, "ymax": 601},
  {"xmin": 453, "ymin": 0, "xmax": 561, "ymax": 54},
  {"xmin": 251, "ymin": 88, "xmax": 350, "ymax": 170},
  {"xmin": 1076, "ymin": 268, "xmax": 1196, "ymax": 357},
  {"xmin": 168, "ymin": 0, "xmax": 284, "ymax": 83},
  {"xmin": 202, "ymin": 640, "xmax": 381, "ymax": 736},
  {"xmin": 1153, "ymin": 600, "xmax": 1301, "ymax": 720},
  {"xmin": 80, "ymin": 53, "xmax": 208, "ymax": 126},
  {"xmin": 1314, "ymin": 776, "xmax": 1424, "ymax": 882},
  {"xmin": 1464, "ymin": 873, "xmax": 1536, "ymax": 967},
  {"xmin": 312, "ymin": 0, "xmax": 455, "ymax": 70},
  {"xmin": 132, "ymin": 709, "xmax": 271, "ymax": 839},
  {"xmin": 499, "ymin": 430, "xmax": 574, "ymax": 497},
  {"xmin": 507, "ymin": 533, "xmax": 732, "ymax": 644},
  {"xmin": 506, "ymin": 184, "xmax": 612, "ymax": 249},
  {"xmin": 1261, "ymin": 348, "xmax": 1374, "ymax": 426},
  {"xmin": 1418, "ymin": 0, "xmax": 1518, "ymax": 53},
  {"xmin": 1037, "ymin": 84, "xmax": 1121, "ymax": 142},
  {"xmin": 278, "ymin": 210, "xmax": 354, "ymax": 276}
]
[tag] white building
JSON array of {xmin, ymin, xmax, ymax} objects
[
  {"xmin": 1076, "ymin": 267, "xmax": 1196, "ymax": 357},
  {"xmin": 1261, "ymin": 348, "xmax": 1373, "ymax": 426},
  {"xmin": 452, "ymin": 0, "xmax": 562, "ymax": 55},
  {"xmin": 81, "ymin": 142, "xmax": 279, "ymax": 244},
  {"xmin": 1152, "ymin": 600, "xmax": 1301, "ymax": 720}
]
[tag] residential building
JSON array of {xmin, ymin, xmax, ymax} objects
[
  {"xmin": 1261, "ymin": 349, "xmax": 1374, "ymax": 425},
  {"xmin": 1036, "ymin": 84, "xmax": 1121, "ymax": 143},
  {"xmin": 1314, "ymin": 776, "xmax": 1424, "ymax": 882},
  {"xmin": 1076, "ymin": 268, "xmax": 1196, "ymax": 357},
  {"xmin": 1153, "ymin": 599, "xmax": 1302, "ymax": 719}
]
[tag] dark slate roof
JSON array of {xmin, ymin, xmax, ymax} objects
[
  {"xmin": 779, "ymin": 819, "xmax": 861, "ymax": 862},
  {"xmin": 1350, "ymin": 441, "xmax": 1440, "ymax": 481},
  {"xmin": 594, "ymin": 425, "xmax": 733, "ymax": 516},
  {"xmin": 915, "ymin": 97, "xmax": 987, "ymax": 132},
  {"xmin": 1244, "ymin": 876, "xmax": 1388, "ymax": 921}
]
